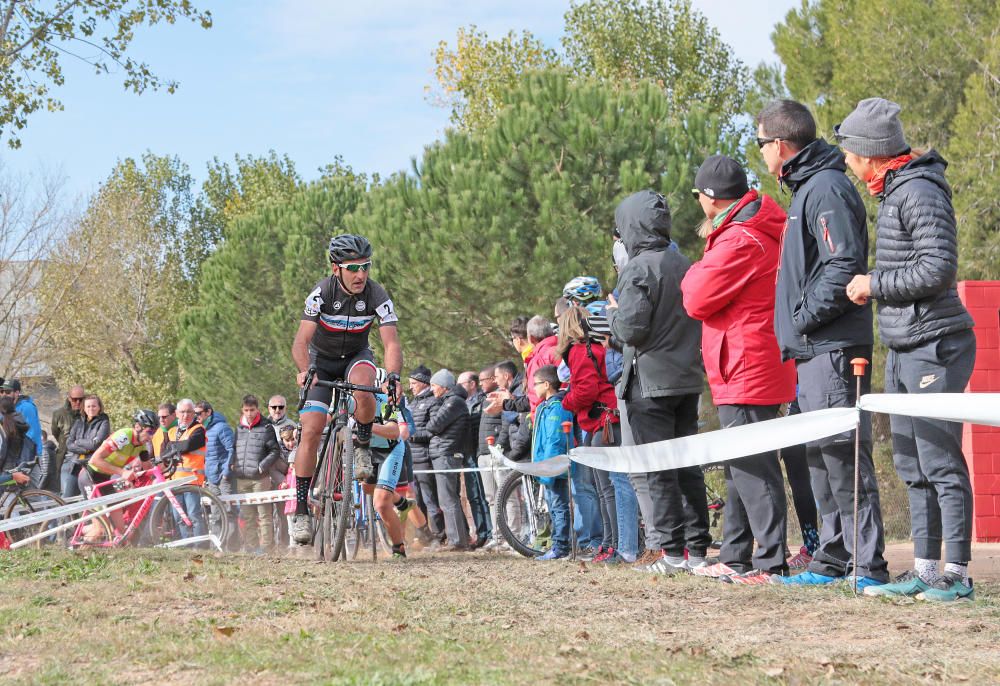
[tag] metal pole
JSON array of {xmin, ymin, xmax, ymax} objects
[
  {"xmin": 850, "ymin": 357, "xmax": 869, "ymax": 595},
  {"xmin": 562, "ymin": 421, "xmax": 576, "ymax": 561}
]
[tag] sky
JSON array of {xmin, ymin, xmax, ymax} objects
[{"xmin": 0, "ymin": 0, "xmax": 799, "ymax": 201}]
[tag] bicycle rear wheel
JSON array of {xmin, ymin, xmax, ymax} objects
[
  {"xmin": 497, "ymin": 474, "xmax": 551, "ymax": 558},
  {"xmin": 3, "ymin": 489, "xmax": 68, "ymax": 548}
]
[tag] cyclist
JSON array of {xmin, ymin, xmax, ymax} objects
[
  {"xmin": 291, "ymin": 233, "xmax": 403, "ymax": 544},
  {"xmin": 80, "ymin": 409, "xmax": 157, "ymax": 539},
  {"xmin": 363, "ymin": 368, "xmax": 420, "ymax": 559}
]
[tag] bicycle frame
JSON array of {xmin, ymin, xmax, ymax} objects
[{"xmin": 68, "ymin": 463, "xmax": 189, "ymax": 548}]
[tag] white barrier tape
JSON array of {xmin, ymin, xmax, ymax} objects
[
  {"xmin": 9, "ymin": 483, "xmax": 184, "ymax": 549},
  {"xmin": 157, "ymin": 534, "xmax": 223, "ymax": 551},
  {"xmin": 502, "ymin": 454, "xmax": 571, "ymax": 478},
  {"xmin": 0, "ymin": 477, "xmax": 195, "ymax": 534},
  {"xmin": 411, "ymin": 466, "xmax": 513, "ymax": 475},
  {"xmin": 858, "ymin": 392, "xmax": 1000, "ymax": 427},
  {"xmin": 570, "ymin": 407, "xmax": 858, "ymax": 474}
]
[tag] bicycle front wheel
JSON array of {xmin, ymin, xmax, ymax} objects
[
  {"xmin": 330, "ymin": 426, "xmax": 354, "ymax": 562},
  {"xmin": 497, "ymin": 473, "xmax": 551, "ymax": 558},
  {"xmin": 3, "ymin": 489, "xmax": 68, "ymax": 548},
  {"xmin": 147, "ymin": 485, "xmax": 230, "ymax": 550}
]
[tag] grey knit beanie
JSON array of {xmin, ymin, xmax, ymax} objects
[
  {"xmin": 430, "ymin": 369, "xmax": 456, "ymax": 389},
  {"xmin": 835, "ymin": 98, "xmax": 909, "ymax": 158}
]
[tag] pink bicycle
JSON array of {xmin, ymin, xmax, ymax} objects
[{"xmin": 68, "ymin": 454, "xmax": 230, "ymax": 549}]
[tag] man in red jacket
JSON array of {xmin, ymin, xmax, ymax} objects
[{"xmin": 681, "ymin": 155, "xmax": 797, "ymax": 584}]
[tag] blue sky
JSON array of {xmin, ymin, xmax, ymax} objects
[{"xmin": 0, "ymin": 1, "xmax": 798, "ymax": 200}]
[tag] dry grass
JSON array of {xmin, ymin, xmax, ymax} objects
[{"xmin": 1, "ymin": 548, "xmax": 998, "ymax": 685}]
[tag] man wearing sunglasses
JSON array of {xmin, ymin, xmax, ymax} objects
[
  {"xmin": 756, "ymin": 99, "xmax": 888, "ymax": 590},
  {"xmin": 291, "ymin": 233, "xmax": 403, "ymax": 545},
  {"xmin": 49, "ymin": 384, "xmax": 85, "ymax": 492}
]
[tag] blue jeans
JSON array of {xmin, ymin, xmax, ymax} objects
[
  {"xmin": 172, "ymin": 490, "xmax": 207, "ymax": 540},
  {"xmin": 545, "ymin": 477, "xmax": 571, "ymax": 553},
  {"xmin": 571, "ymin": 464, "xmax": 603, "ymax": 548},
  {"xmin": 609, "ymin": 471, "xmax": 639, "ymax": 561},
  {"xmin": 61, "ymin": 460, "xmax": 81, "ymax": 499}
]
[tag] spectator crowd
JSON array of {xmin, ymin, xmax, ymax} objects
[{"xmin": 0, "ymin": 98, "xmax": 981, "ymax": 602}]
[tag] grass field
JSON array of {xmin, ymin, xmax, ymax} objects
[{"xmin": 1, "ymin": 548, "xmax": 999, "ymax": 685}]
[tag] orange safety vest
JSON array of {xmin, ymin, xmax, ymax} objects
[
  {"xmin": 151, "ymin": 422, "xmax": 175, "ymax": 458},
  {"xmin": 168, "ymin": 423, "xmax": 207, "ymax": 486}
]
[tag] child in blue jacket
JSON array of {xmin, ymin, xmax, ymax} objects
[{"xmin": 531, "ymin": 365, "xmax": 575, "ymax": 560}]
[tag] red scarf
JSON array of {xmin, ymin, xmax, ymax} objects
[
  {"xmin": 866, "ymin": 154, "xmax": 913, "ymax": 196},
  {"xmin": 240, "ymin": 412, "xmax": 261, "ymax": 429}
]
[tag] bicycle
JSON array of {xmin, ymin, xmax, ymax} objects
[
  {"xmin": 67, "ymin": 454, "xmax": 230, "ymax": 550},
  {"xmin": 0, "ymin": 460, "xmax": 68, "ymax": 549},
  {"xmin": 297, "ymin": 368, "xmax": 383, "ymax": 562},
  {"xmin": 496, "ymin": 470, "xmax": 555, "ymax": 558}
]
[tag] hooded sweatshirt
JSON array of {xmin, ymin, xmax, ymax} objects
[{"xmin": 607, "ymin": 190, "xmax": 703, "ymax": 398}]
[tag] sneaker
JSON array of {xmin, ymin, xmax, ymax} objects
[
  {"xmin": 632, "ymin": 549, "xmax": 662, "ymax": 567},
  {"xmin": 481, "ymin": 538, "xmax": 502, "ymax": 552},
  {"xmin": 391, "ymin": 543, "xmax": 407, "ymax": 560},
  {"xmin": 686, "ymin": 555, "xmax": 708, "ymax": 570},
  {"xmin": 637, "ymin": 556, "xmax": 687, "ymax": 576},
  {"xmin": 353, "ymin": 445, "xmax": 374, "ymax": 481},
  {"xmin": 863, "ymin": 570, "xmax": 930, "ymax": 598},
  {"xmin": 786, "ymin": 546, "xmax": 813, "ymax": 571},
  {"xmin": 726, "ymin": 569, "xmax": 773, "ymax": 585},
  {"xmin": 692, "ymin": 561, "xmax": 740, "ymax": 578},
  {"xmin": 578, "ymin": 546, "xmax": 599, "ymax": 562},
  {"xmin": 536, "ymin": 548, "xmax": 568, "ymax": 561},
  {"xmin": 291, "ymin": 514, "xmax": 313, "ymax": 545},
  {"xmin": 916, "ymin": 573, "xmax": 975, "ymax": 602},
  {"xmin": 770, "ymin": 570, "xmax": 841, "ymax": 586},
  {"xmin": 593, "ymin": 546, "xmax": 616, "ymax": 563},
  {"xmin": 843, "ymin": 575, "xmax": 886, "ymax": 592}
]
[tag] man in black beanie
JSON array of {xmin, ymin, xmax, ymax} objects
[{"xmin": 407, "ymin": 365, "xmax": 444, "ymax": 543}]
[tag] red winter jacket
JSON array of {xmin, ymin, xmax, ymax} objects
[
  {"xmin": 681, "ymin": 190, "xmax": 796, "ymax": 406},
  {"xmin": 560, "ymin": 341, "xmax": 619, "ymax": 434}
]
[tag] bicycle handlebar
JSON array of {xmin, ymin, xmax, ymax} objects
[{"xmin": 296, "ymin": 366, "xmax": 384, "ymax": 411}]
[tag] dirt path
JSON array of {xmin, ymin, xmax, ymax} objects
[{"xmin": 1, "ymin": 548, "xmax": 998, "ymax": 685}]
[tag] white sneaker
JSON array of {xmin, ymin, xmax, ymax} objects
[
  {"xmin": 637, "ymin": 556, "xmax": 688, "ymax": 575},
  {"xmin": 291, "ymin": 514, "xmax": 313, "ymax": 545}
]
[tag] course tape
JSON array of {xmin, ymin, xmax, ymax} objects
[
  {"xmin": 569, "ymin": 392, "xmax": 1000, "ymax": 475},
  {"xmin": 0, "ymin": 476, "xmax": 195, "ymax": 534},
  {"xmin": 570, "ymin": 407, "xmax": 857, "ymax": 474},
  {"xmin": 858, "ymin": 392, "xmax": 1000, "ymax": 427}
]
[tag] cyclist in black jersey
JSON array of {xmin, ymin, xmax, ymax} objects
[{"xmin": 290, "ymin": 234, "xmax": 403, "ymax": 544}]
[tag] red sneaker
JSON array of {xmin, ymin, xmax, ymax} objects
[{"xmin": 593, "ymin": 546, "xmax": 616, "ymax": 563}]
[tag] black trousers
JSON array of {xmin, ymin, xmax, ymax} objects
[
  {"xmin": 718, "ymin": 404, "xmax": 788, "ymax": 574},
  {"xmin": 626, "ymin": 386, "xmax": 711, "ymax": 558}
]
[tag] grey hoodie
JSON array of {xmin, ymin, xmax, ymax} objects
[{"xmin": 608, "ymin": 191, "xmax": 703, "ymax": 398}]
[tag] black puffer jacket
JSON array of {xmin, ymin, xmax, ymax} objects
[
  {"xmin": 412, "ymin": 386, "xmax": 470, "ymax": 463},
  {"xmin": 66, "ymin": 413, "xmax": 111, "ymax": 466},
  {"xmin": 0, "ymin": 414, "xmax": 35, "ymax": 481},
  {"xmin": 231, "ymin": 415, "xmax": 280, "ymax": 479},
  {"xmin": 869, "ymin": 151, "xmax": 975, "ymax": 350},
  {"xmin": 466, "ymin": 390, "xmax": 485, "ymax": 458},
  {"xmin": 774, "ymin": 139, "xmax": 873, "ymax": 360},
  {"xmin": 477, "ymin": 400, "xmax": 502, "ymax": 457},
  {"xmin": 408, "ymin": 388, "xmax": 441, "ymax": 465}
]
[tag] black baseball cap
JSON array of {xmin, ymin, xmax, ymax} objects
[{"xmin": 692, "ymin": 155, "xmax": 749, "ymax": 200}]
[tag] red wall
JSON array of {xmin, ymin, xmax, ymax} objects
[{"xmin": 958, "ymin": 281, "xmax": 1000, "ymax": 542}]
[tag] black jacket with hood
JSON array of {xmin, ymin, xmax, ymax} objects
[
  {"xmin": 408, "ymin": 387, "xmax": 441, "ymax": 465},
  {"xmin": 775, "ymin": 138, "xmax": 873, "ymax": 360},
  {"xmin": 607, "ymin": 190, "xmax": 703, "ymax": 398},
  {"xmin": 66, "ymin": 413, "xmax": 112, "ymax": 465},
  {"xmin": 869, "ymin": 151, "xmax": 974, "ymax": 350}
]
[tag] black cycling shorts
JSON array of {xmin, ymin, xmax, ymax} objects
[{"xmin": 301, "ymin": 348, "xmax": 376, "ymax": 415}]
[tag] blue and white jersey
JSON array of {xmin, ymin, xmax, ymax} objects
[{"xmin": 302, "ymin": 276, "xmax": 398, "ymax": 359}]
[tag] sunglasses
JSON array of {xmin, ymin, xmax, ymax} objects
[
  {"xmin": 69, "ymin": 396, "xmax": 85, "ymax": 402},
  {"xmin": 756, "ymin": 136, "xmax": 779, "ymax": 149},
  {"xmin": 338, "ymin": 261, "xmax": 371, "ymax": 273},
  {"xmin": 158, "ymin": 415, "xmax": 171, "ymax": 420},
  {"xmin": 270, "ymin": 405, "xmax": 285, "ymax": 410}
]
